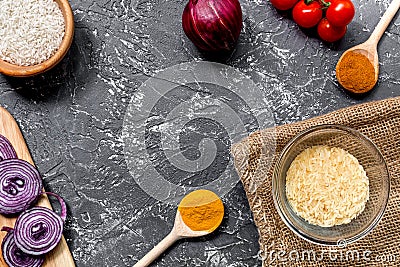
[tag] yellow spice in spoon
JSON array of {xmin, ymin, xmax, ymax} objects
[{"xmin": 178, "ymin": 189, "xmax": 224, "ymax": 232}]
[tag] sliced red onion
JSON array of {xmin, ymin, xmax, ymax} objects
[
  {"xmin": 0, "ymin": 159, "xmax": 43, "ymax": 215},
  {"xmin": 182, "ymin": 0, "xmax": 242, "ymax": 51},
  {"xmin": 1, "ymin": 227, "xmax": 44, "ymax": 267},
  {"xmin": 13, "ymin": 192, "xmax": 66, "ymax": 255},
  {"xmin": 0, "ymin": 134, "xmax": 17, "ymax": 161}
]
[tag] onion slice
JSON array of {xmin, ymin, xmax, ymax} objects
[
  {"xmin": 0, "ymin": 134, "xmax": 17, "ymax": 161},
  {"xmin": 0, "ymin": 159, "xmax": 43, "ymax": 215},
  {"xmin": 1, "ymin": 227, "xmax": 44, "ymax": 267},
  {"xmin": 13, "ymin": 192, "xmax": 67, "ymax": 255}
]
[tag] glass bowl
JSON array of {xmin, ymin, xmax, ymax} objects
[{"xmin": 272, "ymin": 124, "xmax": 390, "ymax": 246}]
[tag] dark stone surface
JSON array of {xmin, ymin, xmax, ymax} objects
[{"xmin": 0, "ymin": 0, "xmax": 399, "ymax": 266}]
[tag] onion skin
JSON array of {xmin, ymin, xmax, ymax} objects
[
  {"xmin": 0, "ymin": 159, "xmax": 42, "ymax": 215},
  {"xmin": 1, "ymin": 228, "xmax": 44, "ymax": 267},
  {"xmin": 0, "ymin": 134, "xmax": 17, "ymax": 161},
  {"xmin": 182, "ymin": 0, "xmax": 243, "ymax": 51}
]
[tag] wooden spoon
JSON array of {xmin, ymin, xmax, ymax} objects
[
  {"xmin": 134, "ymin": 190, "xmax": 224, "ymax": 267},
  {"xmin": 336, "ymin": 0, "xmax": 400, "ymax": 93}
]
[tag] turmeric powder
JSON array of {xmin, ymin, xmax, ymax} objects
[
  {"xmin": 336, "ymin": 51, "xmax": 376, "ymax": 94},
  {"xmin": 178, "ymin": 189, "xmax": 224, "ymax": 232}
]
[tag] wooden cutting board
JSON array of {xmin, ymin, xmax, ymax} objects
[{"xmin": 0, "ymin": 107, "xmax": 75, "ymax": 267}]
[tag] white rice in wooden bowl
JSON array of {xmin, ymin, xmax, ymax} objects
[{"xmin": 0, "ymin": 0, "xmax": 65, "ymax": 66}]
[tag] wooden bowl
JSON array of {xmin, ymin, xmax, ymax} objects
[{"xmin": 0, "ymin": 0, "xmax": 74, "ymax": 77}]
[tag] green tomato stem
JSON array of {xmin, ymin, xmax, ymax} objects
[{"xmin": 319, "ymin": 0, "xmax": 331, "ymax": 8}]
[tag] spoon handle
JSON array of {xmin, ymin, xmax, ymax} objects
[
  {"xmin": 134, "ymin": 230, "xmax": 180, "ymax": 267},
  {"xmin": 368, "ymin": 0, "xmax": 400, "ymax": 44}
]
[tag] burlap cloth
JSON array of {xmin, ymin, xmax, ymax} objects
[{"xmin": 231, "ymin": 97, "xmax": 400, "ymax": 266}]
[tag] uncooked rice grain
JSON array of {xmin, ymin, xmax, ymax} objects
[
  {"xmin": 0, "ymin": 0, "xmax": 65, "ymax": 66},
  {"xmin": 286, "ymin": 145, "xmax": 369, "ymax": 227}
]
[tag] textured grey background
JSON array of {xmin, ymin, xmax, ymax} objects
[{"xmin": 0, "ymin": 0, "xmax": 400, "ymax": 266}]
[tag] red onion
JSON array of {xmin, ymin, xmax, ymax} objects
[
  {"xmin": 13, "ymin": 192, "xmax": 66, "ymax": 255},
  {"xmin": 0, "ymin": 134, "xmax": 17, "ymax": 161},
  {"xmin": 1, "ymin": 227, "xmax": 44, "ymax": 267},
  {"xmin": 182, "ymin": 0, "xmax": 242, "ymax": 51},
  {"xmin": 0, "ymin": 159, "xmax": 42, "ymax": 215}
]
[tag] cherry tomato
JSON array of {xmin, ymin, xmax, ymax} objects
[
  {"xmin": 326, "ymin": 0, "xmax": 355, "ymax": 27},
  {"xmin": 270, "ymin": 0, "xmax": 299, "ymax": 11},
  {"xmin": 292, "ymin": 1, "xmax": 323, "ymax": 29},
  {"xmin": 317, "ymin": 18, "xmax": 347, "ymax": 42}
]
